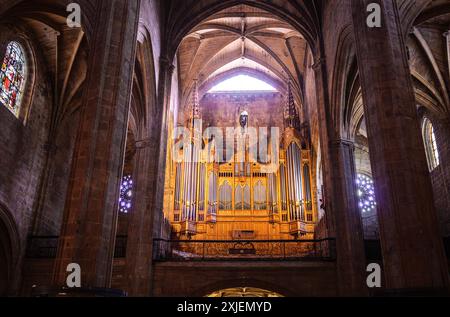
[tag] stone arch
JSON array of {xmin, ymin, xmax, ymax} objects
[
  {"xmin": 167, "ymin": 0, "xmax": 321, "ymax": 61},
  {"xmin": 170, "ymin": 1, "xmax": 314, "ymax": 128},
  {"xmin": 330, "ymin": 24, "xmax": 361, "ymax": 141},
  {"xmin": 120, "ymin": 23, "xmax": 163, "ymax": 295},
  {"xmin": 403, "ymin": 0, "xmax": 448, "ymax": 34},
  {"xmin": 0, "ymin": 204, "xmax": 20, "ymax": 296},
  {"xmin": 194, "ymin": 278, "xmax": 295, "ymax": 297},
  {"xmin": 0, "ymin": 0, "xmax": 95, "ymax": 44},
  {"xmin": 133, "ymin": 27, "xmax": 158, "ymax": 136},
  {"xmin": 406, "ymin": 1, "xmax": 450, "ymax": 119}
]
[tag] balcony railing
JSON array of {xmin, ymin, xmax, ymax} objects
[
  {"xmin": 23, "ymin": 236, "xmax": 450, "ymax": 263},
  {"xmin": 26, "ymin": 235, "xmax": 128, "ymax": 259},
  {"xmin": 25, "ymin": 235, "xmax": 340, "ymax": 262},
  {"xmin": 26, "ymin": 236, "xmax": 59, "ymax": 259},
  {"xmin": 153, "ymin": 238, "xmax": 336, "ymax": 261}
]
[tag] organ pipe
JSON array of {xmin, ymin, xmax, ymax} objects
[
  {"xmin": 174, "ymin": 163, "xmax": 182, "ymax": 211},
  {"xmin": 286, "ymin": 143, "xmax": 303, "ymax": 221},
  {"xmin": 303, "ymin": 164, "xmax": 312, "ymax": 211},
  {"xmin": 280, "ymin": 164, "xmax": 287, "ymax": 211},
  {"xmin": 208, "ymin": 171, "xmax": 217, "ymax": 220}
]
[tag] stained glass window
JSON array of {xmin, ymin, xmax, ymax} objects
[
  {"xmin": 0, "ymin": 42, "xmax": 26, "ymax": 117},
  {"xmin": 356, "ymin": 174, "xmax": 377, "ymax": 213},
  {"xmin": 422, "ymin": 118, "xmax": 440, "ymax": 171},
  {"xmin": 119, "ymin": 175, "xmax": 133, "ymax": 213}
]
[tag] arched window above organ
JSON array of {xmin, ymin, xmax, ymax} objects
[
  {"xmin": 0, "ymin": 41, "xmax": 27, "ymax": 117},
  {"xmin": 209, "ymin": 74, "xmax": 276, "ymax": 92}
]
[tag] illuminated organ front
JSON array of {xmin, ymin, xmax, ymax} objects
[{"xmin": 168, "ymin": 82, "xmax": 317, "ymax": 241}]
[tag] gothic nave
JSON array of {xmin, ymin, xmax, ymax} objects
[{"xmin": 0, "ymin": 0, "xmax": 450, "ymax": 299}]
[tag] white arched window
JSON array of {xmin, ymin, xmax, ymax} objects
[
  {"xmin": 0, "ymin": 41, "xmax": 27, "ymax": 117},
  {"xmin": 209, "ymin": 75, "xmax": 276, "ymax": 92},
  {"xmin": 422, "ymin": 118, "xmax": 440, "ymax": 171}
]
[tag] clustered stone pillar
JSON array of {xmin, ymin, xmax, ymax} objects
[
  {"xmin": 151, "ymin": 58, "xmax": 175, "ymax": 246},
  {"xmin": 52, "ymin": 0, "xmax": 141, "ymax": 289},
  {"xmin": 124, "ymin": 58, "xmax": 174, "ymax": 296},
  {"xmin": 432, "ymin": 116, "xmax": 450, "ymax": 237},
  {"xmin": 352, "ymin": 0, "xmax": 449, "ymax": 291},
  {"xmin": 444, "ymin": 30, "xmax": 450, "ymax": 81},
  {"xmin": 313, "ymin": 56, "xmax": 367, "ymax": 296}
]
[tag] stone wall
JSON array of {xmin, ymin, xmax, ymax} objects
[
  {"xmin": 152, "ymin": 261, "xmax": 337, "ymax": 297},
  {"xmin": 0, "ymin": 24, "xmax": 51, "ymax": 248},
  {"xmin": 199, "ymin": 92, "xmax": 284, "ymax": 131},
  {"xmin": 424, "ymin": 112, "xmax": 450, "ymax": 237}
]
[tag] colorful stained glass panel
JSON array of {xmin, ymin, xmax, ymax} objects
[
  {"xmin": 119, "ymin": 175, "xmax": 133, "ymax": 213},
  {"xmin": 0, "ymin": 42, "xmax": 26, "ymax": 117},
  {"xmin": 356, "ymin": 174, "xmax": 377, "ymax": 213}
]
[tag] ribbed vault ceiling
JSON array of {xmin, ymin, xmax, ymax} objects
[{"xmin": 177, "ymin": 4, "xmax": 308, "ymax": 111}]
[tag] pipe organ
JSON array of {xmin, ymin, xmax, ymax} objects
[{"xmin": 169, "ymin": 82, "xmax": 317, "ymax": 240}]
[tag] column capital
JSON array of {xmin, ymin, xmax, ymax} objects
[
  {"xmin": 312, "ymin": 57, "xmax": 325, "ymax": 71},
  {"xmin": 160, "ymin": 57, "xmax": 175, "ymax": 74},
  {"xmin": 329, "ymin": 138, "xmax": 355, "ymax": 149},
  {"xmin": 135, "ymin": 139, "xmax": 153, "ymax": 150},
  {"xmin": 189, "ymin": 32, "xmax": 204, "ymax": 41},
  {"xmin": 284, "ymin": 32, "xmax": 299, "ymax": 41}
]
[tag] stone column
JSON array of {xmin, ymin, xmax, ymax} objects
[
  {"xmin": 124, "ymin": 58, "xmax": 174, "ymax": 296},
  {"xmin": 444, "ymin": 30, "xmax": 450, "ymax": 82},
  {"xmin": 313, "ymin": 57, "xmax": 367, "ymax": 296},
  {"xmin": 53, "ymin": 0, "xmax": 140, "ymax": 289},
  {"xmin": 352, "ymin": 0, "xmax": 449, "ymax": 291},
  {"xmin": 122, "ymin": 138, "xmax": 155, "ymax": 296},
  {"xmin": 431, "ymin": 116, "xmax": 450, "ymax": 237}
]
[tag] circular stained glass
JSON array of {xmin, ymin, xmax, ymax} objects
[
  {"xmin": 119, "ymin": 175, "xmax": 133, "ymax": 213},
  {"xmin": 356, "ymin": 174, "xmax": 376, "ymax": 213}
]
